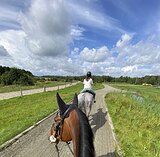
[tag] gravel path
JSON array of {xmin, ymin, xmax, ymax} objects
[
  {"xmin": 0, "ymin": 85, "xmax": 122, "ymax": 157},
  {"xmin": 0, "ymin": 83, "xmax": 77, "ymax": 100}
]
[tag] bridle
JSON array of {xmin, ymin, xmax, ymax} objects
[
  {"xmin": 54, "ymin": 104, "xmax": 77, "ymax": 142},
  {"xmin": 53, "ymin": 104, "xmax": 77, "ymax": 156}
]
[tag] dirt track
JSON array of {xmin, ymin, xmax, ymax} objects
[
  {"xmin": 0, "ymin": 83, "xmax": 77, "ymax": 100},
  {"xmin": 0, "ymin": 85, "xmax": 122, "ymax": 157}
]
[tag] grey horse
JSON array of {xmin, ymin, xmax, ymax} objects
[{"xmin": 78, "ymin": 92, "xmax": 94, "ymax": 117}]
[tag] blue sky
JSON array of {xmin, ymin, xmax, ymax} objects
[{"xmin": 0, "ymin": 0, "xmax": 160, "ymax": 76}]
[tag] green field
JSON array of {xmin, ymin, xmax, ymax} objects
[
  {"xmin": 0, "ymin": 83, "xmax": 103, "ymax": 146},
  {"xmin": 106, "ymin": 83, "xmax": 160, "ymax": 157}
]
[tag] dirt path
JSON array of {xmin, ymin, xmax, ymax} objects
[
  {"xmin": 0, "ymin": 83, "xmax": 77, "ymax": 100},
  {"xmin": 0, "ymin": 85, "xmax": 122, "ymax": 157}
]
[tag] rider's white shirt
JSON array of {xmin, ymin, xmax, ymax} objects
[{"xmin": 83, "ymin": 78, "xmax": 93, "ymax": 89}]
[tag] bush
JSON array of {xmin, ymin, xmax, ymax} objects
[{"xmin": 0, "ymin": 68, "xmax": 34, "ymax": 85}]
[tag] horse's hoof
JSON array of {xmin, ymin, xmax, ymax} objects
[{"xmin": 49, "ymin": 135, "xmax": 57, "ymax": 143}]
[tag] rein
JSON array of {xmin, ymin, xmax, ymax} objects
[
  {"xmin": 55, "ymin": 104, "xmax": 77, "ymax": 139},
  {"xmin": 54, "ymin": 104, "xmax": 76, "ymax": 156}
]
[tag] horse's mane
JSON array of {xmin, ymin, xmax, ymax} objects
[{"xmin": 76, "ymin": 108, "xmax": 95, "ymax": 157}]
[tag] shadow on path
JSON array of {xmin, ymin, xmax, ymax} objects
[
  {"xmin": 90, "ymin": 108, "xmax": 107, "ymax": 134},
  {"xmin": 98, "ymin": 152, "xmax": 117, "ymax": 157}
]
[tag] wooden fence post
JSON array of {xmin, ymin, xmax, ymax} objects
[
  {"xmin": 20, "ymin": 88, "xmax": 23, "ymax": 96},
  {"xmin": 44, "ymin": 86, "xmax": 46, "ymax": 92}
]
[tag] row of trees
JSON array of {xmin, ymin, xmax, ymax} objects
[
  {"xmin": 0, "ymin": 66, "xmax": 159, "ymax": 86},
  {"xmin": 42, "ymin": 75, "xmax": 160, "ymax": 86},
  {"xmin": 93, "ymin": 75, "xmax": 160, "ymax": 85},
  {"xmin": 0, "ymin": 66, "xmax": 34, "ymax": 85}
]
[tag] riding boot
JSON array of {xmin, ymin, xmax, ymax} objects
[{"xmin": 93, "ymin": 94, "xmax": 96, "ymax": 103}]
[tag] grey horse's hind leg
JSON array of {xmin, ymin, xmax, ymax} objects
[{"xmin": 86, "ymin": 101, "xmax": 92, "ymax": 118}]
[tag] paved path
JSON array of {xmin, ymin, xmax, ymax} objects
[
  {"xmin": 0, "ymin": 83, "xmax": 77, "ymax": 100},
  {"xmin": 0, "ymin": 85, "xmax": 121, "ymax": 157}
]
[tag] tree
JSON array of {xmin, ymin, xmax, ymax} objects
[{"xmin": 0, "ymin": 66, "xmax": 34, "ymax": 85}]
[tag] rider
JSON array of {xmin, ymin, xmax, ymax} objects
[{"xmin": 81, "ymin": 71, "xmax": 96, "ymax": 103}]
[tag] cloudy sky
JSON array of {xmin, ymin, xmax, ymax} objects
[{"xmin": 0, "ymin": 0, "xmax": 160, "ymax": 76}]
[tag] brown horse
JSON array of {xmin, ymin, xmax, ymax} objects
[{"xmin": 48, "ymin": 93, "xmax": 95, "ymax": 157}]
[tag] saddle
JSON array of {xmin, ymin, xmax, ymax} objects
[
  {"xmin": 82, "ymin": 90, "xmax": 96, "ymax": 103},
  {"xmin": 82, "ymin": 90, "xmax": 95, "ymax": 97}
]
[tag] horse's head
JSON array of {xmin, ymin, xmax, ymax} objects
[
  {"xmin": 49, "ymin": 93, "xmax": 78, "ymax": 143},
  {"xmin": 49, "ymin": 93, "xmax": 95, "ymax": 157}
]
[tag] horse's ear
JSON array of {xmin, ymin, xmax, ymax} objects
[
  {"xmin": 73, "ymin": 93, "xmax": 78, "ymax": 105},
  {"xmin": 56, "ymin": 93, "xmax": 66, "ymax": 113}
]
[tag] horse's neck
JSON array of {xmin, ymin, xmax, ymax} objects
[
  {"xmin": 68, "ymin": 110, "xmax": 80, "ymax": 157},
  {"xmin": 77, "ymin": 109, "xmax": 95, "ymax": 157}
]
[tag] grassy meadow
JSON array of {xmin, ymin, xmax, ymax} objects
[
  {"xmin": 0, "ymin": 83, "xmax": 103, "ymax": 146},
  {"xmin": 106, "ymin": 83, "xmax": 160, "ymax": 157}
]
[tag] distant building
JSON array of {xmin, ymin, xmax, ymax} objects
[{"xmin": 142, "ymin": 83, "xmax": 152, "ymax": 86}]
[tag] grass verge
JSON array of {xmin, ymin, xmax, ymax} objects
[{"xmin": 106, "ymin": 84, "xmax": 160, "ymax": 157}]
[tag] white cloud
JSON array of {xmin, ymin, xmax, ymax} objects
[
  {"xmin": 0, "ymin": 29, "xmax": 81, "ymax": 76},
  {"xmin": 68, "ymin": 1, "xmax": 124, "ymax": 33},
  {"xmin": 20, "ymin": 0, "xmax": 71, "ymax": 57},
  {"xmin": 0, "ymin": 0, "xmax": 160, "ymax": 77},
  {"xmin": 113, "ymin": 33, "xmax": 160, "ymax": 76},
  {"xmin": 78, "ymin": 33, "xmax": 160, "ymax": 77},
  {"xmin": 0, "ymin": 29, "xmax": 35, "ymax": 69},
  {"xmin": 80, "ymin": 46, "xmax": 111, "ymax": 62},
  {"xmin": 70, "ymin": 47, "xmax": 80, "ymax": 59},
  {"xmin": 117, "ymin": 40, "xmax": 160, "ymax": 66},
  {"xmin": 70, "ymin": 25, "xmax": 85, "ymax": 40},
  {"xmin": 122, "ymin": 65, "xmax": 136, "ymax": 73},
  {"xmin": 0, "ymin": 0, "xmax": 78, "ymax": 75},
  {"xmin": 116, "ymin": 33, "xmax": 132, "ymax": 48}
]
